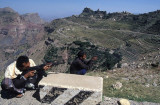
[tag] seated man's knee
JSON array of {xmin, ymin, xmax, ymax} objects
[{"xmin": 82, "ymin": 69, "xmax": 86, "ymax": 75}]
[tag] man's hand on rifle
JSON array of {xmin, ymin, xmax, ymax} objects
[
  {"xmin": 91, "ymin": 56, "xmax": 98, "ymax": 61},
  {"xmin": 24, "ymin": 70, "xmax": 35, "ymax": 78},
  {"xmin": 43, "ymin": 65, "xmax": 51, "ymax": 71}
]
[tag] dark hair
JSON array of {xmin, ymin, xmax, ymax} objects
[
  {"xmin": 77, "ymin": 50, "xmax": 86, "ymax": 58},
  {"xmin": 16, "ymin": 56, "xmax": 29, "ymax": 69},
  {"xmin": 117, "ymin": 101, "xmax": 121, "ymax": 105}
]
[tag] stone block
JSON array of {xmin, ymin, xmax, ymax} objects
[{"xmin": 39, "ymin": 73, "xmax": 103, "ymax": 105}]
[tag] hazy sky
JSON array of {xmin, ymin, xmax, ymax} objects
[{"xmin": 0, "ymin": 0, "xmax": 160, "ymax": 20}]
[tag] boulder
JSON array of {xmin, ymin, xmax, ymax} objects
[
  {"xmin": 112, "ymin": 82, "xmax": 123, "ymax": 90},
  {"xmin": 118, "ymin": 99, "xmax": 130, "ymax": 105},
  {"xmin": 121, "ymin": 63, "xmax": 128, "ymax": 68}
]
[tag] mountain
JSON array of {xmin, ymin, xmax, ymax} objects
[
  {"xmin": 0, "ymin": 7, "xmax": 46, "ymax": 72},
  {"xmin": 1, "ymin": 7, "xmax": 160, "ymax": 72},
  {"xmin": 0, "ymin": 7, "xmax": 45, "ymax": 46},
  {"xmin": 0, "ymin": 7, "xmax": 160, "ymax": 71},
  {"xmin": 70, "ymin": 8, "xmax": 160, "ymax": 34},
  {"xmin": 39, "ymin": 8, "xmax": 160, "ymax": 73},
  {"xmin": 21, "ymin": 13, "xmax": 45, "ymax": 24},
  {"xmin": 0, "ymin": 7, "xmax": 16, "ymax": 13},
  {"xmin": 35, "ymin": 8, "xmax": 160, "ymax": 103}
]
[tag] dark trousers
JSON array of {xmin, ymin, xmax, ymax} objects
[
  {"xmin": 77, "ymin": 69, "xmax": 87, "ymax": 75},
  {"xmin": 12, "ymin": 72, "xmax": 43, "ymax": 89}
]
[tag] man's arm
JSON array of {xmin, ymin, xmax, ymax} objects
[
  {"xmin": 84, "ymin": 56, "xmax": 98, "ymax": 64},
  {"xmin": 79, "ymin": 56, "xmax": 97, "ymax": 70},
  {"xmin": 77, "ymin": 59, "xmax": 93, "ymax": 70}
]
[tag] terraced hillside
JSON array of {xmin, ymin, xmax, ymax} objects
[{"xmin": 44, "ymin": 8, "xmax": 160, "ymax": 67}]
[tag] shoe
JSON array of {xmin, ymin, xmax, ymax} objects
[{"xmin": 16, "ymin": 94, "xmax": 23, "ymax": 98}]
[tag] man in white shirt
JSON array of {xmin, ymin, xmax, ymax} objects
[{"xmin": 1, "ymin": 56, "xmax": 50, "ymax": 98}]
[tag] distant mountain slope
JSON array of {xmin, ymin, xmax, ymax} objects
[
  {"xmin": 44, "ymin": 8, "xmax": 160, "ymax": 67},
  {"xmin": 21, "ymin": 13, "xmax": 45, "ymax": 24},
  {"xmin": 0, "ymin": 7, "xmax": 45, "ymax": 46},
  {"xmin": 68, "ymin": 8, "xmax": 160, "ymax": 35},
  {"xmin": 0, "ymin": 7, "xmax": 46, "ymax": 72},
  {"xmin": 146, "ymin": 20, "xmax": 160, "ymax": 34}
]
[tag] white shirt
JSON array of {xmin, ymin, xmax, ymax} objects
[{"xmin": 4, "ymin": 59, "xmax": 36, "ymax": 79}]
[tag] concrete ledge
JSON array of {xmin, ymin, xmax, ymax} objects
[{"xmin": 39, "ymin": 73, "xmax": 103, "ymax": 105}]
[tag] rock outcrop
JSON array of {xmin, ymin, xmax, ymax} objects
[
  {"xmin": 0, "ymin": 7, "xmax": 46, "ymax": 71},
  {"xmin": 0, "ymin": 7, "xmax": 45, "ymax": 46}
]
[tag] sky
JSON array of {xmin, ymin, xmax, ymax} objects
[{"xmin": 0, "ymin": 0, "xmax": 160, "ymax": 20}]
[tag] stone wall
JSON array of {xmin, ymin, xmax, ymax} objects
[{"xmin": 39, "ymin": 73, "xmax": 103, "ymax": 105}]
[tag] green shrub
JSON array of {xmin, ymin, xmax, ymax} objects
[
  {"xmin": 44, "ymin": 47, "xmax": 58, "ymax": 62},
  {"xmin": 43, "ymin": 40, "xmax": 122, "ymax": 71}
]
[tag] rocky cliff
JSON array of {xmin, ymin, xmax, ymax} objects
[{"xmin": 0, "ymin": 7, "xmax": 46, "ymax": 71}]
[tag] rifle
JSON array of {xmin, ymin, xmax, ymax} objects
[
  {"xmin": 45, "ymin": 60, "xmax": 64, "ymax": 67},
  {"xmin": 22, "ymin": 60, "xmax": 64, "ymax": 77}
]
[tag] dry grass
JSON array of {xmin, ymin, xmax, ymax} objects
[{"xmin": 87, "ymin": 68, "xmax": 160, "ymax": 103}]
